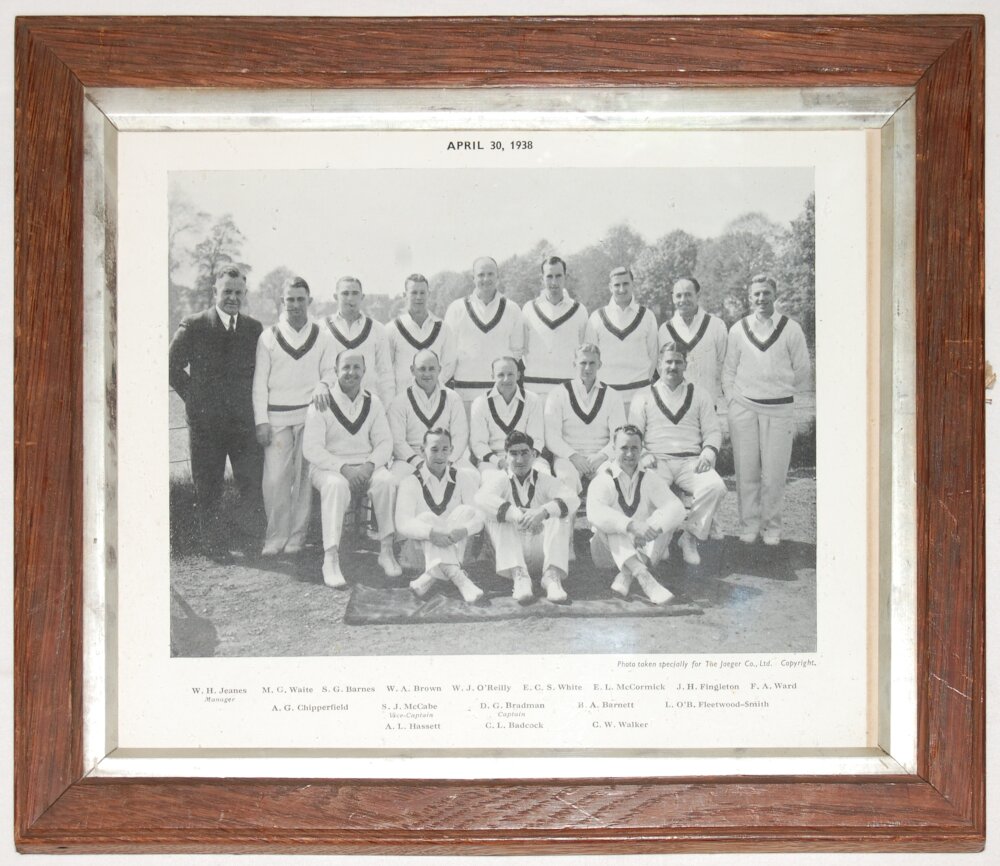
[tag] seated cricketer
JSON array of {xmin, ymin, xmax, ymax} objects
[
  {"xmin": 394, "ymin": 428, "xmax": 487, "ymax": 603},
  {"xmin": 474, "ymin": 431, "xmax": 580, "ymax": 605},
  {"xmin": 629, "ymin": 342, "xmax": 728, "ymax": 566},
  {"xmin": 586, "ymin": 425, "xmax": 686, "ymax": 605},
  {"xmin": 545, "ymin": 343, "xmax": 627, "ymax": 494},
  {"xmin": 303, "ymin": 350, "xmax": 401, "ymax": 587},
  {"xmin": 387, "ymin": 348, "xmax": 469, "ymax": 480},
  {"xmin": 469, "ymin": 355, "xmax": 547, "ymax": 477}
]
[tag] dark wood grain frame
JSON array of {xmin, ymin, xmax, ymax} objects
[{"xmin": 14, "ymin": 16, "xmax": 984, "ymax": 854}]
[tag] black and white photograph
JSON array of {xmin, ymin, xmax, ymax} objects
[{"xmin": 166, "ymin": 157, "xmax": 818, "ymax": 660}]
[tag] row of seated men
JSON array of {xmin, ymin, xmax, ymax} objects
[{"xmin": 168, "ymin": 262, "xmax": 811, "ymax": 597}]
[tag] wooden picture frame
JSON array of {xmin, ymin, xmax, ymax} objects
[{"xmin": 14, "ymin": 16, "xmax": 984, "ymax": 854}]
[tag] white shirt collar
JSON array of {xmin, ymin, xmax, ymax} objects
[
  {"xmin": 401, "ymin": 311, "xmax": 438, "ymax": 331},
  {"xmin": 536, "ymin": 291, "xmax": 571, "ymax": 310},
  {"xmin": 409, "ymin": 383, "xmax": 443, "ymax": 406},
  {"xmin": 605, "ymin": 299, "xmax": 640, "ymax": 322},
  {"xmin": 215, "ymin": 307, "xmax": 237, "ymax": 329},
  {"xmin": 670, "ymin": 307, "xmax": 705, "ymax": 332},
  {"xmin": 332, "ymin": 310, "xmax": 368, "ymax": 331},
  {"xmin": 469, "ymin": 291, "xmax": 502, "ymax": 313},
  {"xmin": 655, "ymin": 377, "xmax": 689, "ymax": 397},
  {"xmin": 418, "ymin": 463, "xmax": 453, "ymax": 490},
  {"xmin": 331, "ymin": 381, "xmax": 367, "ymax": 408},
  {"xmin": 277, "ymin": 313, "xmax": 314, "ymax": 342},
  {"xmin": 571, "ymin": 377, "xmax": 603, "ymax": 403},
  {"xmin": 487, "ymin": 385, "xmax": 522, "ymax": 406}
]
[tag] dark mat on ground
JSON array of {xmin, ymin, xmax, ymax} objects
[
  {"xmin": 344, "ymin": 582, "xmax": 702, "ymax": 624},
  {"xmin": 276, "ymin": 533, "xmax": 813, "ymax": 625}
]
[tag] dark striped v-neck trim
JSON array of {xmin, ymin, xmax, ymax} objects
[
  {"xmin": 327, "ymin": 391, "xmax": 372, "ymax": 436},
  {"xmin": 488, "ymin": 393, "xmax": 525, "ymax": 435},
  {"xmin": 407, "ymin": 387, "xmax": 448, "ymax": 429},
  {"xmin": 665, "ymin": 314, "xmax": 712, "ymax": 354},
  {"xmin": 395, "ymin": 317, "xmax": 442, "ymax": 350},
  {"xmin": 272, "ymin": 323, "xmax": 319, "ymax": 360},
  {"xmin": 598, "ymin": 305, "xmax": 646, "ymax": 341},
  {"xmin": 741, "ymin": 315, "xmax": 788, "ymax": 352},
  {"xmin": 564, "ymin": 381, "xmax": 607, "ymax": 425},
  {"xmin": 326, "ymin": 316, "xmax": 373, "ymax": 349},
  {"xmin": 610, "ymin": 469, "xmax": 644, "ymax": 518},
  {"xmin": 532, "ymin": 299, "xmax": 580, "ymax": 330},
  {"xmin": 651, "ymin": 383, "xmax": 694, "ymax": 425},
  {"xmin": 464, "ymin": 296, "xmax": 507, "ymax": 333},
  {"xmin": 420, "ymin": 467, "xmax": 457, "ymax": 516}
]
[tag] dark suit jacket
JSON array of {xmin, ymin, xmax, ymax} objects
[{"xmin": 169, "ymin": 307, "xmax": 263, "ymax": 429}]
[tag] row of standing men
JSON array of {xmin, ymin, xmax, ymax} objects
[{"xmin": 168, "ymin": 256, "xmax": 811, "ymax": 604}]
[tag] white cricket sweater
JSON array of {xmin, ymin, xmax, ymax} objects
[
  {"xmin": 584, "ymin": 302, "xmax": 659, "ymax": 391},
  {"xmin": 302, "ymin": 385, "xmax": 393, "ymax": 473},
  {"xmin": 521, "ymin": 294, "xmax": 589, "ymax": 393},
  {"xmin": 657, "ymin": 308, "xmax": 728, "ymax": 404},
  {"xmin": 469, "ymin": 386, "xmax": 544, "ymax": 463},
  {"xmin": 321, "ymin": 312, "xmax": 396, "ymax": 407},
  {"xmin": 586, "ymin": 463, "xmax": 679, "ymax": 535},
  {"xmin": 386, "ymin": 313, "xmax": 456, "ymax": 394},
  {"xmin": 443, "ymin": 293, "xmax": 525, "ymax": 396},
  {"xmin": 628, "ymin": 380, "xmax": 722, "ymax": 457},
  {"xmin": 387, "ymin": 384, "xmax": 469, "ymax": 464},
  {"xmin": 722, "ymin": 314, "xmax": 811, "ymax": 415},
  {"xmin": 395, "ymin": 465, "xmax": 484, "ymax": 539},
  {"xmin": 544, "ymin": 379, "xmax": 627, "ymax": 459},
  {"xmin": 475, "ymin": 468, "xmax": 580, "ymax": 524},
  {"xmin": 252, "ymin": 317, "xmax": 336, "ymax": 426}
]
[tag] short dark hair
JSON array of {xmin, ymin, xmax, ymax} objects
[
  {"xmin": 504, "ymin": 430, "xmax": 535, "ymax": 452},
  {"xmin": 614, "ymin": 424, "xmax": 644, "ymax": 444},
  {"xmin": 658, "ymin": 341, "xmax": 688, "ymax": 360},
  {"xmin": 283, "ymin": 276, "xmax": 310, "ymax": 295},
  {"xmin": 674, "ymin": 276, "xmax": 700, "ymax": 294},
  {"xmin": 423, "ymin": 427, "xmax": 452, "ymax": 445},
  {"xmin": 540, "ymin": 256, "xmax": 567, "ymax": 275},
  {"xmin": 609, "ymin": 266, "xmax": 634, "ymax": 281}
]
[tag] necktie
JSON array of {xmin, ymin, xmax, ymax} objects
[{"xmin": 228, "ymin": 316, "xmax": 236, "ymax": 334}]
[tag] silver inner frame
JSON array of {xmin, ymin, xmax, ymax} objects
[{"xmin": 81, "ymin": 86, "xmax": 917, "ymax": 780}]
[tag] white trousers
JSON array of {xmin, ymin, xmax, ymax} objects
[
  {"xmin": 651, "ymin": 456, "xmax": 728, "ymax": 541},
  {"xmin": 589, "ymin": 497, "xmax": 686, "ymax": 572},
  {"xmin": 310, "ymin": 465, "xmax": 396, "ymax": 551},
  {"xmin": 484, "ymin": 514, "xmax": 572, "ymax": 578},
  {"xmin": 262, "ymin": 423, "xmax": 312, "ymax": 550},
  {"xmin": 728, "ymin": 401, "xmax": 796, "ymax": 536},
  {"xmin": 402, "ymin": 505, "xmax": 480, "ymax": 570},
  {"xmin": 552, "ymin": 453, "xmax": 608, "ymax": 495}
]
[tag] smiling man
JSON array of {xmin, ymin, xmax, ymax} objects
[
  {"xmin": 443, "ymin": 256, "xmax": 525, "ymax": 409},
  {"xmin": 657, "ymin": 277, "xmax": 728, "ymax": 405},
  {"xmin": 387, "ymin": 348, "xmax": 469, "ymax": 480},
  {"xmin": 522, "ymin": 256, "xmax": 589, "ymax": 395},
  {"xmin": 394, "ymin": 428, "xmax": 486, "ymax": 604},
  {"xmin": 321, "ymin": 276, "xmax": 395, "ymax": 408},
  {"xmin": 387, "ymin": 273, "xmax": 456, "ymax": 394},
  {"xmin": 584, "ymin": 266, "xmax": 659, "ymax": 412},
  {"xmin": 475, "ymin": 431, "xmax": 580, "ymax": 605},
  {"xmin": 303, "ymin": 349, "xmax": 401, "ymax": 587},
  {"xmin": 722, "ymin": 274, "xmax": 811, "ymax": 546},
  {"xmin": 629, "ymin": 343, "xmax": 727, "ymax": 567},
  {"xmin": 252, "ymin": 276, "xmax": 337, "ymax": 557},
  {"xmin": 585, "ymin": 425, "xmax": 686, "ymax": 605},
  {"xmin": 169, "ymin": 266, "xmax": 264, "ymax": 557}
]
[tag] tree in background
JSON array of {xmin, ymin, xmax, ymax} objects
[
  {"xmin": 775, "ymin": 192, "xmax": 816, "ymax": 341},
  {"xmin": 427, "ymin": 270, "xmax": 470, "ymax": 317},
  {"xmin": 168, "ymin": 195, "xmax": 211, "ymax": 332},
  {"xmin": 695, "ymin": 230, "xmax": 777, "ymax": 323},
  {"xmin": 632, "ymin": 229, "xmax": 700, "ymax": 320},
  {"xmin": 249, "ymin": 265, "xmax": 296, "ymax": 324},
  {"xmin": 186, "ymin": 214, "xmax": 252, "ymax": 315}
]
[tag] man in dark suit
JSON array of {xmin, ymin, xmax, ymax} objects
[{"xmin": 169, "ymin": 266, "xmax": 264, "ymax": 555}]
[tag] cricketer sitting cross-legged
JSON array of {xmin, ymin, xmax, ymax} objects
[
  {"xmin": 394, "ymin": 428, "xmax": 487, "ymax": 604},
  {"xmin": 586, "ymin": 425, "xmax": 686, "ymax": 605},
  {"xmin": 475, "ymin": 431, "xmax": 580, "ymax": 605}
]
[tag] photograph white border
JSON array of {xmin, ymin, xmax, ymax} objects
[{"xmin": 81, "ymin": 86, "xmax": 917, "ymax": 780}]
